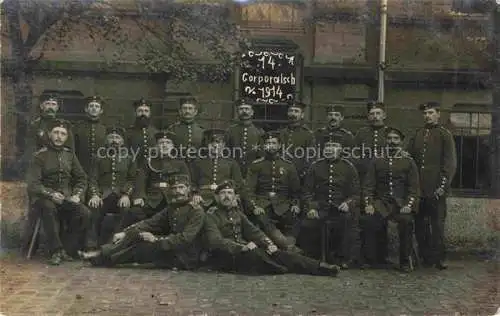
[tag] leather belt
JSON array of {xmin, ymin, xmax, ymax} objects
[{"xmin": 152, "ymin": 182, "xmax": 169, "ymax": 188}]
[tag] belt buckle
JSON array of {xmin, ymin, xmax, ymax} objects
[
  {"xmin": 158, "ymin": 182, "xmax": 167, "ymax": 188},
  {"xmin": 268, "ymin": 192, "xmax": 276, "ymax": 198}
]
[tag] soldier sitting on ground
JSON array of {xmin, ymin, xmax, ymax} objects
[
  {"xmin": 87, "ymin": 126, "xmax": 138, "ymax": 246},
  {"xmin": 191, "ymin": 129, "xmax": 244, "ymax": 209},
  {"xmin": 116, "ymin": 131, "xmax": 190, "ymax": 230},
  {"xmin": 79, "ymin": 174, "xmax": 205, "ymax": 270},
  {"xmin": 26, "ymin": 119, "xmax": 91, "ymax": 265},
  {"xmin": 203, "ymin": 180, "xmax": 340, "ymax": 276}
]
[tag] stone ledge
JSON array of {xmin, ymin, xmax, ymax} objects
[{"xmin": 1, "ymin": 182, "xmax": 498, "ymax": 253}]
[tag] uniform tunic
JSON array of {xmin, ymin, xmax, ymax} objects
[
  {"xmin": 224, "ymin": 121, "xmax": 264, "ymax": 177},
  {"xmin": 277, "ymin": 124, "xmax": 315, "ymax": 180},
  {"xmin": 126, "ymin": 124, "xmax": 158, "ymax": 167},
  {"xmin": 73, "ymin": 118, "xmax": 107, "ymax": 175}
]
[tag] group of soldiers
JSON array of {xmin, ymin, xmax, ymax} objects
[{"xmin": 24, "ymin": 93, "xmax": 456, "ymax": 276}]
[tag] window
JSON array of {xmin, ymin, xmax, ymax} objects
[
  {"xmin": 240, "ymin": 2, "xmax": 305, "ymax": 30},
  {"xmin": 452, "ymin": 0, "xmax": 490, "ymax": 13},
  {"xmin": 252, "ymin": 104, "xmax": 289, "ymax": 131},
  {"xmin": 449, "ymin": 105, "xmax": 492, "ymax": 195}
]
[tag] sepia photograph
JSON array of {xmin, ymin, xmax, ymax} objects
[{"xmin": 0, "ymin": 0, "xmax": 498, "ymax": 315}]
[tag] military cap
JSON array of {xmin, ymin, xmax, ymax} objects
[
  {"xmin": 262, "ymin": 130, "xmax": 281, "ymax": 141},
  {"xmin": 326, "ymin": 104, "xmax": 345, "ymax": 115},
  {"xmin": 419, "ymin": 101, "xmax": 441, "ymax": 111},
  {"xmin": 386, "ymin": 127, "xmax": 405, "ymax": 140},
  {"xmin": 106, "ymin": 126, "xmax": 126, "ymax": 139},
  {"xmin": 215, "ymin": 180, "xmax": 236, "ymax": 194},
  {"xmin": 179, "ymin": 96, "xmax": 198, "ymax": 107},
  {"xmin": 154, "ymin": 130, "xmax": 177, "ymax": 142},
  {"xmin": 168, "ymin": 174, "xmax": 190, "ymax": 186},
  {"xmin": 287, "ymin": 101, "xmax": 307, "ymax": 110},
  {"xmin": 367, "ymin": 101, "xmax": 385, "ymax": 112},
  {"xmin": 234, "ymin": 98, "xmax": 253, "ymax": 107},
  {"xmin": 85, "ymin": 95, "xmax": 104, "ymax": 105},
  {"xmin": 39, "ymin": 93, "xmax": 59, "ymax": 103},
  {"xmin": 203, "ymin": 129, "xmax": 226, "ymax": 145},
  {"xmin": 133, "ymin": 98, "xmax": 152, "ymax": 108},
  {"xmin": 47, "ymin": 119, "xmax": 71, "ymax": 132}
]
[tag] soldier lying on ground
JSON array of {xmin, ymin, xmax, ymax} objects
[
  {"xmin": 79, "ymin": 174, "xmax": 205, "ymax": 270},
  {"xmin": 203, "ymin": 180, "xmax": 340, "ymax": 276}
]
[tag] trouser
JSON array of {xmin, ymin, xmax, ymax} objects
[
  {"xmin": 90, "ymin": 230, "xmax": 192, "ymax": 269},
  {"xmin": 116, "ymin": 200, "xmax": 167, "ymax": 231},
  {"xmin": 34, "ymin": 198, "xmax": 91, "ymax": 256},
  {"xmin": 253, "ymin": 208, "xmax": 300, "ymax": 249},
  {"xmin": 91, "ymin": 193, "xmax": 125, "ymax": 246},
  {"xmin": 208, "ymin": 248, "xmax": 326, "ymax": 275},
  {"xmin": 415, "ymin": 197, "xmax": 447, "ymax": 264},
  {"xmin": 298, "ymin": 211, "xmax": 357, "ymax": 262},
  {"xmin": 360, "ymin": 212, "xmax": 414, "ymax": 265}
]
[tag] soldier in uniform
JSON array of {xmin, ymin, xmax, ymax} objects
[
  {"xmin": 87, "ymin": 126, "xmax": 138, "ymax": 246},
  {"xmin": 407, "ymin": 101, "xmax": 457, "ymax": 270},
  {"xmin": 166, "ymin": 96, "xmax": 205, "ymax": 163},
  {"xmin": 354, "ymin": 101, "xmax": 393, "ymax": 264},
  {"xmin": 277, "ymin": 101, "xmax": 315, "ymax": 182},
  {"xmin": 126, "ymin": 98, "xmax": 158, "ymax": 168},
  {"xmin": 246, "ymin": 131, "xmax": 302, "ymax": 252},
  {"xmin": 204, "ymin": 180, "xmax": 340, "ymax": 276},
  {"xmin": 314, "ymin": 104, "xmax": 354, "ymax": 154},
  {"xmin": 117, "ymin": 131, "xmax": 190, "ymax": 229},
  {"xmin": 300, "ymin": 138, "xmax": 361, "ymax": 268},
  {"xmin": 224, "ymin": 99, "xmax": 264, "ymax": 178},
  {"xmin": 361, "ymin": 128, "xmax": 420, "ymax": 272},
  {"xmin": 26, "ymin": 119, "xmax": 91, "ymax": 265},
  {"xmin": 79, "ymin": 174, "xmax": 205, "ymax": 270},
  {"xmin": 73, "ymin": 95, "xmax": 107, "ymax": 176},
  {"xmin": 191, "ymin": 129, "xmax": 244, "ymax": 209}
]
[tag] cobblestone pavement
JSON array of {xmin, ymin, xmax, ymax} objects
[{"xmin": 0, "ymin": 252, "xmax": 498, "ymax": 316}]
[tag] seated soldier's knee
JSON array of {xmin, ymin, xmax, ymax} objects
[{"xmin": 36, "ymin": 198, "xmax": 58, "ymax": 212}]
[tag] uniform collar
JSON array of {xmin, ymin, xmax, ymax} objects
[
  {"xmin": 238, "ymin": 119, "xmax": 253, "ymax": 126},
  {"xmin": 425, "ymin": 123, "xmax": 439, "ymax": 129}
]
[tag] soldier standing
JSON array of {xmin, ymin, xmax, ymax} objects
[
  {"xmin": 26, "ymin": 119, "xmax": 91, "ymax": 265},
  {"xmin": 277, "ymin": 101, "xmax": 315, "ymax": 182},
  {"xmin": 191, "ymin": 129, "xmax": 244, "ymax": 209},
  {"xmin": 166, "ymin": 96, "xmax": 205, "ymax": 164},
  {"xmin": 87, "ymin": 127, "xmax": 138, "ymax": 246},
  {"xmin": 73, "ymin": 95, "xmax": 107, "ymax": 176},
  {"xmin": 246, "ymin": 131, "xmax": 302, "ymax": 252},
  {"xmin": 361, "ymin": 128, "xmax": 420, "ymax": 272},
  {"xmin": 224, "ymin": 99, "xmax": 264, "ymax": 178},
  {"xmin": 354, "ymin": 101, "xmax": 393, "ymax": 264},
  {"xmin": 127, "ymin": 98, "xmax": 158, "ymax": 168},
  {"xmin": 204, "ymin": 180, "xmax": 340, "ymax": 276},
  {"xmin": 314, "ymin": 104, "xmax": 354, "ymax": 154},
  {"xmin": 80, "ymin": 174, "xmax": 205, "ymax": 270},
  {"xmin": 407, "ymin": 101, "xmax": 457, "ymax": 270},
  {"xmin": 117, "ymin": 131, "xmax": 190, "ymax": 228},
  {"xmin": 300, "ymin": 138, "xmax": 360, "ymax": 268}
]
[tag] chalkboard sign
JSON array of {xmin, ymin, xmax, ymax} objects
[{"xmin": 240, "ymin": 50, "xmax": 297, "ymax": 104}]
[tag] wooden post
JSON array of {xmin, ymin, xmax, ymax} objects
[{"xmin": 492, "ymin": 3, "xmax": 500, "ymax": 197}]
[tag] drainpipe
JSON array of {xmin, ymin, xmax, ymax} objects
[
  {"xmin": 377, "ymin": 0, "xmax": 388, "ymax": 103},
  {"xmin": 492, "ymin": 1, "xmax": 500, "ymax": 197}
]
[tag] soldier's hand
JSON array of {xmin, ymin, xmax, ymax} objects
[
  {"xmin": 339, "ymin": 202, "xmax": 350, "ymax": 212},
  {"xmin": 88, "ymin": 195, "xmax": 103, "ymax": 208},
  {"xmin": 253, "ymin": 207, "xmax": 265, "ymax": 216},
  {"xmin": 241, "ymin": 242, "xmax": 257, "ymax": 252},
  {"xmin": 139, "ymin": 231, "xmax": 157, "ymax": 243},
  {"xmin": 400, "ymin": 206, "xmax": 412, "ymax": 214},
  {"xmin": 133, "ymin": 198, "xmax": 145, "ymax": 207},
  {"xmin": 192, "ymin": 195, "xmax": 204, "ymax": 205},
  {"xmin": 365, "ymin": 204, "xmax": 375, "ymax": 215},
  {"xmin": 118, "ymin": 195, "xmax": 131, "ymax": 208},
  {"xmin": 112, "ymin": 232, "xmax": 126, "ymax": 244},
  {"xmin": 266, "ymin": 244, "xmax": 278, "ymax": 255},
  {"xmin": 68, "ymin": 195, "xmax": 81, "ymax": 204},
  {"xmin": 307, "ymin": 209, "xmax": 319, "ymax": 219},
  {"xmin": 51, "ymin": 192, "xmax": 65, "ymax": 205},
  {"xmin": 434, "ymin": 187, "xmax": 445, "ymax": 199},
  {"xmin": 290, "ymin": 205, "xmax": 301, "ymax": 215}
]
